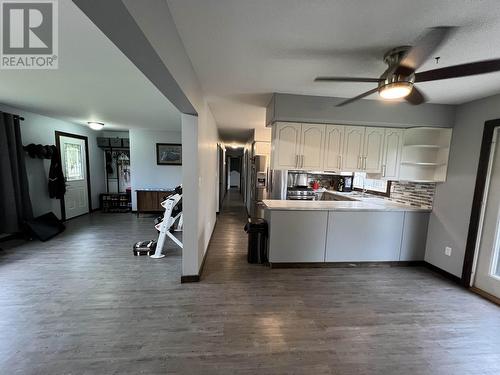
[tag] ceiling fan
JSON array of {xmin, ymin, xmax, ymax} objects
[{"xmin": 314, "ymin": 27, "xmax": 500, "ymax": 107}]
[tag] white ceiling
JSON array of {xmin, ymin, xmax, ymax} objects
[
  {"xmin": 0, "ymin": 0, "xmax": 181, "ymax": 131},
  {"xmin": 167, "ymin": 0, "xmax": 500, "ymax": 141}
]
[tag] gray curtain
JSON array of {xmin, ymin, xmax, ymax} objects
[{"xmin": 0, "ymin": 112, "xmax": 33, "ymax": 234}]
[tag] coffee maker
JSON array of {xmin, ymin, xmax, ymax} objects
[{"xmin": 334, "ymin": 175, "xmax": 353, "ymax": 192}]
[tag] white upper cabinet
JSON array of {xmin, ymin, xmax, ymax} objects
[
  {"xmin": 300, "ymin": 124, "xmax": 325, "ymax": 170},
  {"xmin": 272, "ymin": 122, "xmax": 325, "ymax": 170},
  {"xmin": 343, "ymin": 126, "xmax": 365, "ymax": 171},
  {"xmin": 273, "ymin": 122, "xmax": 301, "ymax": 169},
  {"xmin": 382, "ymin": 128, "xmax": 404, "ymax": 180},
  {"xmin": 323, "ymin": 125, "xmax": 345, "ymax": 171},
  {"xmin": 363, "ymin": 127, "xmax": 385, "ymax": 174},
  {"xmin": 271, "ymin": 122, "xmax": 452, "ymax": 182}
]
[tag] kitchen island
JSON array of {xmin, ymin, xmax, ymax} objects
[{"xmin": 263, "ymin": 196, "xmax": 430, "ymax": 265}]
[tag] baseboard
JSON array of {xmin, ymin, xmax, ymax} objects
[
  {"xmin": 181, "ymin": 275, "xmax": 200, "ymax": 283},
  {"xmin": 423, "ymin": 261, "xmax": 462, "ymax": 284},
  {"xmin": 269, "ymin": 261, "xmax": 425, "ymax": 269},
  {"xmin": 180, "ymin": 217, "xmax": 218, "ymax": 283},
  {"xmin": 470, "ymin": 286, "xmax": 500, "ymax": 306}
]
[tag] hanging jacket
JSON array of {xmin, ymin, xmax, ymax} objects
[{"xmin": 48, "ymin": 145, "xmax": 66, "ymax": 199}]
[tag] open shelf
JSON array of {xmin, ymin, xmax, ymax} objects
[
  {"xmin": 401, "ymin": 161, "xmax": 447, "ymax": 166},
  {"xmin": 400, "ymin": 127, "xmax": 452, "ymax": 182},
  {"xmin": 403, "ymin": 144, "xmax": 444, "ymax": 149}
]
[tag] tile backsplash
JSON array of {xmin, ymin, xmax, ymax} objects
[{"xmin": 388, "ymin": 181, "xmax": 436, "ymax": 209}]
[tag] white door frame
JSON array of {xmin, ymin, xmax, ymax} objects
[{"xmin": 55, "ymin": 131, "xmax": 92, "ymax": 221}]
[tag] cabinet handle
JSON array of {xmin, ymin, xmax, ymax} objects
[
  {"xmin": 337, "ymin": 155, "xmax": 342, "ymax": 169},
  {"xmin": 295, "ymin": 155, "xmax": 298, "ymax": 168},
  {"xmin": 382, "ymin": 164, "xmax": 386, "ymax": 177},
  {"xmin": 363, "ymin": 156, "xmax": 367, "ymax": 170},
  {"xmin": 358, "ymin": 156, "xmax": 362, "ymax": 169},
  {"xmin": 301, "ymin": 155, "xmax": 304, "ymax": 168}
]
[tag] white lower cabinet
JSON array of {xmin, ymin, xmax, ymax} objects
[
  {"xmin": 325, "ymin": 211, "xmax": 404, "ymax": 262},
  {"xmin": 268, "ymin": 210, "xmax": 327, "ymax": 263},
  {"xmin": 267, "ymin": 209, "xmax": 430, "ymax": 264}
]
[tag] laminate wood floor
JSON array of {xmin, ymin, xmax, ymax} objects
[{"xmin": 1, "ymin": 190, "xmax": 499, "ymax": 374}]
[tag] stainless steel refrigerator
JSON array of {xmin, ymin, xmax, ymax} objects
[{"xmin": 249, "ymin": 155, "xmax": 268, "ymax": 218}]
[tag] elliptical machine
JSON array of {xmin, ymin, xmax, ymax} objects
[{"xmin": 133, "ymin": 185, "xmax": 183, "ymax": 258}]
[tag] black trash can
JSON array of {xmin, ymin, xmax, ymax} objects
[{"xmin": 244, "ymin": 218, "xmax": 268, "ymax": 264}]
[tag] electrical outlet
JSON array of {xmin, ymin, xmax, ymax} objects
[{"xmin": 445, "ymin": 246, "xmax": 452, "ymax": 256}]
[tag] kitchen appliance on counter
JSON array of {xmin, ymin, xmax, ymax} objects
[
  {"xmin": 333, "ymin": 175, "xmax": 353, "ymax": 192},
  {"xmin": 289, "ymin": 172, "xmax": 308, "ymax": 187},
  {"xmin": 287, "ymin": 187, "xmax": 316, "ymax": 200},
  {"xmin": 249, "ymin": 155, "xmax": 269, "ymax": 218}
]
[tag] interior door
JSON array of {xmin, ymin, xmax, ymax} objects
[
  {"xmin": 273, "ymin": 122, "xmax": 301, "ymax": 169},
  {"xmin": 473, "ymin": 128, "xmax": 500, "ymax": 298},
  {"xmin": 300, "ymin": 124, "xmax": 325, "ymax": 170},
  {"xmin": 343, "ymin": 126, "xmax": 365, "ymax": 171},
  {"xmin": 363, "ymin": 127, "xmax": 385, "ymax": 173},
  {"xmin": 59, "ymin": 135, "xmax": 89, "ymax": 219},
  {"xmin": 382, "ymin": 128, "xmax": 403, "ymax": 180},
  {"xmin": 324, "ymin": 125, "xmax": 345, "ymax": 171}
]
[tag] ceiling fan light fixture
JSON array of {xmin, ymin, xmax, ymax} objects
[{"xmin": 379, "ymin": 82, "xmax": 413, "ymax": 100}]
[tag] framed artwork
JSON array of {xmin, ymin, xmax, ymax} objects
[{"xmin": 156, "ymin": 143, "xmax": 182, "ymax": 165}]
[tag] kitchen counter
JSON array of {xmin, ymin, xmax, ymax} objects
[
  {"xmin": 263, "ymin": 191, "xmax": 431, "ymax": 265},
  {"xmin": 262, "ymin": 198, "xmax": 431, "ymax": 212}
]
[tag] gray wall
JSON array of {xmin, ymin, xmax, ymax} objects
[
  {"xmin": 129, "ymin": 128, "xmax": 182, "ymax": 210},
  {"xmin": 0, "ymin": 103, "xmax": 105, "ymax": 219},
  {"xmin": 425, "ymin": 93, "xmax": 500, "ymax": 277},
  {"xmin": 268, "ymin": 93, "xmax": 456, "ymax": 128}
]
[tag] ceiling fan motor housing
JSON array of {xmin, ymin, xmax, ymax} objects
[{"xmin": 380, "ymin": 46, "xmax": 415, "ymax": 90}]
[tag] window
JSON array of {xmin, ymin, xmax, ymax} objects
[
  {"xmin": 353, "ymin": 172, "xmax": 389, "ymax": 195},
  {"xmin": 64, "ymin": 143, "xmax": 84, "ymax": 181}
]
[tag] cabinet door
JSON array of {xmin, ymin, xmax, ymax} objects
[
  {"xmin": 342, "ymin": 126, "xmax": 365, "ymax": 171},
  {"xmin": 382, "ymin": 128, "xmax": 403, "ymax": 180},
  {"xmin": 323, "ymin": 125, "xmax": 345, "ymax": 171},
  {"xmin": 268, "ymin": 210, "xmax": 328, "ymax": 263},
  {"xmin": 363, "ymin": 127, "xmax": 385, "ymax": 173},
  {"xmin": 326, "ymin": 211, "xmax": 404, "ymax": 261},
  {"xmin": 299, "ymin": 124, "xmax": 325, "ymax": 170},
  {"xmin": 272, "ymin": 122, "xmax": 301, "ymax": 169}
]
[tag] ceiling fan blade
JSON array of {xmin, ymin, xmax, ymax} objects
[
  {"xmin": 404, "ymin": 86, "xmax": 426, "ymax": 105},
  {"xmin": 396, "ymin": 27, "xmax": 455, "ymax": 76},
  {"xmin": 336, "ymin": 87, "xmax": 380, "ymax": 107},
  {"xmin": 315, "ymin": 76, "xmax": 382, "ymax": 83},
  {"xmin": 415, "ymin": 59, "xmax": 500, "ymax": 82}
]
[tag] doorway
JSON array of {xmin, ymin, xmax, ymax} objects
[
  {"xmin": 55, "ymin": 131, "xmax": 91, "ymax": 220},
  {"xmin": 472, "ymin": 127, "xmax": 500, "ymax": 299},
  {"xmin": 218, "ymin": 144, "xmax": 224, "ymax": 211}
]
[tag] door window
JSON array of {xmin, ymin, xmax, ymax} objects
[
  {"xmin": 493, "ymin": 219, "xmax": 500, "ymax": 277},
  {"xmin": 64, "ymin": 143, "xmax": 84, "ymax": 181}
]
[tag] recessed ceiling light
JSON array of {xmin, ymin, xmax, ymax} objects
[
  {"xmin": 379, "ymin": 82, "xmax": 413, "ymax": 100},
  {"xmin": 88, "ymin": 121, "xmax": 104, "ymax": 130}
]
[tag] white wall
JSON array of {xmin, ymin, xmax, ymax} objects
[
  {"xmin": 181, "ymin": 107, "xmax": 219, "ymax": 276},
  {"xmin": 426, "ymin": 93, "xmax": 500, "ymax": 277},
  {"xmin": 129, "ymin": 129, "xmax": 182, "ymax": 210},
  {"xmin": 120, "ymin": 1, "xmax": 223, "ymax": 277},
  {"xmin": 0, "ymin": 103, "xmax": 105, "ymax": 219}
]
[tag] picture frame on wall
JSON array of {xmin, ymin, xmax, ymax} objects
[{"xmin": 156, "ymin": 143, "xmax": 182, "ymax": 165}]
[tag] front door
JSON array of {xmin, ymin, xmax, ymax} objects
[
  {"xmin": 473, "ymin": 128, "xmax": 500, "ymax": 298},
  {"xmin": 59, "ymin": 135, "xmax": 90, "ymax": 219}
]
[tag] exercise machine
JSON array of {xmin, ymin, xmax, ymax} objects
[{"xmin": 133, "ymin": 185, "xmax": 183, "ymax": 258}]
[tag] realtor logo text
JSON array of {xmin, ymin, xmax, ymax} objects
[{"xmin": 1, "ymin": 0, "xmax": 58, "ymax": 69}]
